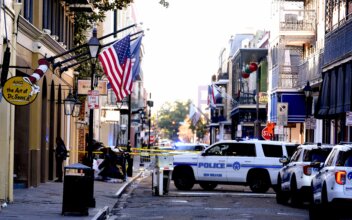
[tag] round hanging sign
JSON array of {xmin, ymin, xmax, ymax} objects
[{"xmin": 2, "ymin": 76, "xmax": 38, "ymax": 105}]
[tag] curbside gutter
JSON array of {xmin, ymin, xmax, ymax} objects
[{"xmin": 92, "ymin": 171, "xmax": 143, "ymax": 220}]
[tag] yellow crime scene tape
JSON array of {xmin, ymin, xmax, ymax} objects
[{"xmin": 68, "ymin": 146, "xmax": 201, "ymax": 156}]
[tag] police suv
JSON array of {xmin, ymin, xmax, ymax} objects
[
  {"xmin": 276, "ymin": 143, "xmax": 333, "ymax": 206},
  {"xmin": 172, "ymin": 140, "xmax": 298, "ymax": 193},
  {"xmin": 310, "ymin": 143, "xmax": 352, "ymax": 213}
]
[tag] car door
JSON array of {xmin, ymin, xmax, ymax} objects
[
  {"xmin": 312, "ymin": 149, "xmax": 337, "ymax": 197},
  {"xmin": 226, "ymin": 142, "xmax": 256, "ymax": 183},
  {"xmin": 281, "ymin": 148, "xmax": 302, "ymax": 189},
  {"xmin": 197, "ymin": 143, "xmax": 228, "ymax": 181}
]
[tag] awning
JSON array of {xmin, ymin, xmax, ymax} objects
[
  {"xmin": 316, "ymin": 62, "xmax": 352, "ymax": 119},
  {"xmin": 270, "ymin": 92, "xmax": 306, "ymax": 122},
  {"xmin": 317, "ymin": 72, "xmax": 330, "ymax": 116},
  {"xmin": 345, "ymin": 62, "xmax": 352, "ymax": 112}
]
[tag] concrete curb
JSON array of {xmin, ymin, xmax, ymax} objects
[
  {"xmin": 92, "ymin": 171, "xmax": 143, "ymax": 220},
  {"xmin": 92, "ymin": 206, "xmax": 109, "ymax": 220}
]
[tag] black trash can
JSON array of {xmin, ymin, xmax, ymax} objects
[{"xmin": 61, "ymin": 163, "xmax": 92, "ymax": 216}]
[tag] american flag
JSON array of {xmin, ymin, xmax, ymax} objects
[
  {"xmin": 98, "ymin": 35, "xmax": 132, "ymax": 101},
  {"xmin": 207, "ymin": 85, "xmax": 216, "ymax": 109}
]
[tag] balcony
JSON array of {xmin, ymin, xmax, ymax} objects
[
  {"xmin": 324, "ymin": 18, "xmax": 352, "ymax": 67},
  {"xmin": 297, "ymin": 51, "xmax": 323, "ymax": 87},
  {"xmin": 272, "ymin": 65, "xmax": 299, "ymax": 90},
  {"xmin": 279, "ymin": 9, "xmax": 316, "ymax": 45}
]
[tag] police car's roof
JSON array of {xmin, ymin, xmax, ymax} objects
[
  {"xmin": 333, "ymin": 144, "xmax": 352, "ymax": 151},
  {"xmin": 213, "ymin": 139, "xmax": 297, "ymax": 145},
  {"xmin": 297, "ymin": 143, "xmax": 334, "ymax": 150}
]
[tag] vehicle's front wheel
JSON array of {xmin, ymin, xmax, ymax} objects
[
  {"xmin": 199, "ymin": 182, "xmax": 217, "ymax": 191},
  {"xmin": 290, "ymin": 176, "xmax": 302, "ymax": 207},
  {"xmin": 173, "ymin": 168, "xmax": 195, "ymax": 190},
  {"xmin": 276, "ymin": 176, "xmax": 289, "ymax": 204},
  {"xmin": 248, "ymin": 171, "xmax": 270, "ymax": 193}
]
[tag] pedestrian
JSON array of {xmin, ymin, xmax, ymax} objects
[{"xmin": 55, "ymin": 137, "xmax": 68, "ymax": 182}]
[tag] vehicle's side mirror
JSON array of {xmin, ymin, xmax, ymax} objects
[
  {"xmin": 201, "ymin": 152, "xmax": 207, "ymax": 156},
  {"xmin": 279, "ymin": 156, "xmax": 289, "ymax": 165},
  {"xmin": 310, "ymin": 161, "xmax": 323, "ymax": 169}
]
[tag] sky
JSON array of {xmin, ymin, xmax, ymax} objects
[{"xmin": 133, "ymin": 0, "xmax": 272, "ymax": 110}]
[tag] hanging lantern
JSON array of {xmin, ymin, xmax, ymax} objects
[
  {"xmin": 244, "ymin": 64, "xmax": 251, "ymax": 74},
  {"xmin": 249, "ymin": 62, "xmax": 258, "ymax": 72},
  {"xmin": 242, "ymin": 72, "xmax": 250, "ymax": 78}
]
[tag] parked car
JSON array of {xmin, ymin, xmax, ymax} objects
[
  {"xmin": 309, "ymin": 143, "xmax": 352, "ymax": 218},
  {"xmin": 172, "ymin": 140, "xmax": 299, "ymax": 192},
  {"xmin": 276, "ymin": 143, "xmax": 333, "ymax": 206}
]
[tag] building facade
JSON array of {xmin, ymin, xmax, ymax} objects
[{"xmin": 0, "ymin": 0, "xmax": 88, "ymax": 203}]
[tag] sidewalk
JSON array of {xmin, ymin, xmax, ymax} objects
[{"xmin": 0, "ymin": 157, "xmax": 149, "ymax": 220}]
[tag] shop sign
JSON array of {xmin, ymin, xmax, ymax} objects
[
  {"xmin": 259, "ymin": 92, "xmax": 268, "ymax": 104},
  {"xmin": 77, "ymin": 80, "xmax": 107, "ymax": 95},
  {"xmin": 2, "ymin": 76, "xmax": 38, "ymax": 105}
]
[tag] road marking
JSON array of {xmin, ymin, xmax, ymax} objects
[
  {"xmin": 169, "ymin": 199, "xmax": 188, "ymax": 203},
  {"xmin": 172, "ymin": 191, "xmax": 275, "ymax": 198},
  {"xmin": 204, "ymin": 207, "xmax": 231, "ymax": 210}
]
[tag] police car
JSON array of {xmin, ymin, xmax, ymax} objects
[
  {"xmin": 172, "ymin": 140, "xmax": 298, "ymax": 193},
  {"xmin": 310, "ymin": 143, "xmax": 352, "ymax": 215},
  {"xmin": 276, "ymin": 143, "xmax": 333, "ymax": 206}
]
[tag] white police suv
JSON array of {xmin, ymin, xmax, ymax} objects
[
  {"xmin": 310, "ymin": 144, "xmax": 352, "ymax": 209},
  {"xmin": 172, "ymin": 140, "xmax": 298, "ymax": 193},
  {"xmin": 276, "ymin": 143, "xmax": 333, "ymax": 206}
]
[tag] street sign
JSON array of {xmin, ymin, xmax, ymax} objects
[
  {"xmin": 277, "ymin": 102, "xmax": 288, "ymax": 126},
  {"xmin": 305, "ymin": 116, "xmax": 316, "ymax": 129},
  {"xmin": 88, "ymin": 90, "xmax": 99, "ymax": 109},
  {"xmin": 346, "ymin": 112, "xmax": 352, "ymax": 126},
  {"xmin": 262, "ymin": 126, "xmax": 272, "ymax": 140}
]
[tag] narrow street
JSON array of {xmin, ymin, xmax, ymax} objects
[{"xmin": 109, "ymin": 170, "xmax": 309, "ymax": 220}]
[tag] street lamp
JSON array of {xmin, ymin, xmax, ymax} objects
[
  {"xmin": 87, "ymin": 28, "xmax": 100, "ymax": 168},
  {"xmin": 71, "ymin": 97, "xmax": 82, "ymax": 117},
  {"xmin": 139, "ymin": 109, "xmax": 145, "ymax": 146},
  {"xmin": 120, "ymin": 124, "xmax": 127, "ymax": 146},
  {"xmin": 63, "ymin": 90, "xmax": 76, "ymax": 116},
  {"xmin": 86, "ymin": 28, "xmax": 100, "ymax": 208},
  {"xmin": 304, "ymin": 81, "xmax": 313, "ymax": 143},
  {"xmin": 147, "ymin": 100, "xmax": 153, "ymax": 148}
]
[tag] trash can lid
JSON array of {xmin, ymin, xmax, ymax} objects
[{"xmin": 64, "ymin": 163, "xmax": 91, "ymax": 170}]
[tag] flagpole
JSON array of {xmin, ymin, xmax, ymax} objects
[
  {"xmin": 126, "ymin": 94, "xmax": 133, "ymax": 177},
  {"xmin": 49, "ymin": 24, "xmax": 138, "ymax": 70},
  {"xmin": 191, "ymin": 103, "xmax": 210, "ymax": 122}
]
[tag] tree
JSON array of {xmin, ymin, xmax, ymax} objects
[{"xmin": 157, "ymin": 100, "xmax": 191, "ymax": 141}]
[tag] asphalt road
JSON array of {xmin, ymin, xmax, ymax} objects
[{"xmin": 108, "ymin": 171, "xmax": 311, "ymax": 220}]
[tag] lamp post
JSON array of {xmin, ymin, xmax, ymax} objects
[
  {"xmin": 120, "ymin": 124, "xmax": 127, "ymax": 146},
  {"xmin": 86, "ymin": 28, "xmax": 100, "ymax": 208},
  {"xmin": 139, "ymin": 109, "xmax": 145, "ymax": 146},
  {"xmin": 87, "ymin": 28, "xmax": 100, "ymax": 168},
  {"xmin": 147, "ymin": 100, "xmax": 153, "ymax": 149},
  {"xmin": 304, "ymin": 81, "xmax": 313, "ymax": 143}
]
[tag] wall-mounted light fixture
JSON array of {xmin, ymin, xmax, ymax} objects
[{"xmin": 63, "ymin": 90, "xmax": 82, "ymax": 116}]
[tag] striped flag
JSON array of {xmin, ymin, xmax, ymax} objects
[{"xmin": 98, "ymin": 35, "xmax": 132, "ymax": 101}]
